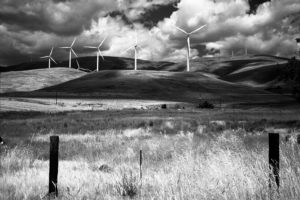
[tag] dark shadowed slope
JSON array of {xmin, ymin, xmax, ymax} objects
[
  {"xmin": 215, "ymin": 57, "xmax": 300, "ymax": 96},
  {"xmin": 0, "ymin": 68, "xmax": 86, "ymax": 93},
  {"xmin": 31, "ymin": 70, "xmax": 292, "ymax": 104},
  {"xmin": 221, "ymin": 62, "xmax": 286, "ymax": 87},
  {"xmin": 187, "ymin": 55, "xmax": 296, "ymax": 90}
]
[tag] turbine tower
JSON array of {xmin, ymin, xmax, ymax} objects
[
  {"xmin": 296, "ymin": 38, "xmax": 300, "ymax": 57},
  {"xmin": 123, "ymin": 31, "xmax": 141, "ymax": 71},
  {"xmin": 40, "ymin": 47, "xmax": 56, "ymax": 69},
  {"xmin": 175, "ymin": 24, "xmax": 206, "ymax": 72},
  {"xmin": 84, "ymin": 36, "xmax": 107, "ymax": 72},
  {"xmin": 60, "ymin": 38, "xmax": 78, "ymax": 68}
]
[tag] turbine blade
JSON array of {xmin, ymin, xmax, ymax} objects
[
  {"xmin": 135, "ymin": 30, "xmax": 138, "ymax": 45},
  {"xmin": 84, "ymin": 46, "xmax": 97, "ymax": 49},
  {"xmin": 50, "ymin": 47, "xmax": 54, "ymax": 56},
  {"xmin": 98, "ymin": 50, "xmax": 104, "ymax": 60},
  {"xmin": 71, "ymin": 48, "xmax": 78, "ymax": 57},
  {"xmin": 122, "ymin": 46, "xmax": 134, "ymax": 54},
  {"xmin": 50, "ymin": 56, "xmax": 57, "ymax": 64},
  {"xmin": 175, "ymin": 26, "xmax": 188, "ymax": 34},
  {"xmin": 76, "ymin": 59, "xmax": 80, "ymax": 68},
  {"xmin": 71, "ymin": 38, "xmax": 77, "ymax": 47},
  {"xmin": 99, "ymin": 36, "xmax": 107, "ymax": 47},
  {"xmin": 40, "ymin": 56, "xmax": 49, "ymax": 59},
  {"xmin": 189, "ymin": 24, "xmax": 207, "ymax": 34},
  {"xmin": 59, "ymin": 47, "xmax": 70, "ymax": 49}
]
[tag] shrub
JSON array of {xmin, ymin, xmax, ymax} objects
[
  {"xmin": 115, "ymin": 169, "xmax": 139, "ymax": 198},
  {"xmin": 198, "ymin": 101, "xmax": 214, "ymax": 109}
]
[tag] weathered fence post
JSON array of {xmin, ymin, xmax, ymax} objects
[
  {"xmin": 139, "ymin": 149, "xmax": 143, "ymax": 199},
  {"xmin": 49, "ymin": 136, "xmax": 59, "ymax": 197},
  {"xmin": 139, "ymin": 149, "xmax": 143, "ymax": 180},
  {"xmin": 269, "ymin": 133, "xmax": 279, "ymax": 190}
]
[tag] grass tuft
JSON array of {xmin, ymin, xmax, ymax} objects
[{"xmin": 115, "ymin": 168, "xmax": 139, "ymax": 198}]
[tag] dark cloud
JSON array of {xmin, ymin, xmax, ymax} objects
[
  {"xmin": 0, "ymin": 34, "xmax": 30, "ymax": 65},
  {"xmin": 107, "ymin": 2, "xmax": 178, "ymax": 28},
  {"xmin": 193, "ymin": 44, "xmax": 209, "ymax": 56},
  {"xmin": 0, "ymin": 0, "xmax": 116, "ymax": 36},
  {"xmin": 138, "ymin": 3, "xmax": 179, "ymax": 28},
  {"xmin": 0, "ymin": 11, "xmax": 49, "ymax": 33},
  {"xmin": 106, "ymin": 11, "xmax": 133, "ymax": 25},
  {"xmin": 248, "ymin": 0, "xmax": 271, "ymax": 14}
]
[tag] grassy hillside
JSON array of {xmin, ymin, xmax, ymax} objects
[
  {"xmin": 1, "ymin": 55, "xmax": 298, "ymax": 105},
  {"xmin": 18, "ymin": 70, "xmax": 291, "ymax": 105},
  {"xmin": 220, "ymin": 62, "xmax": 287, "ymax": 87},
  {"xmin": 0, "ymin": 68, "xmax": 86, "ymax": 93}
]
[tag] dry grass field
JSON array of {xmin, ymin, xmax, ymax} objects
[
  {"xmin": 0, "ymin": 110, "xmax": 300, "ymax": 200},
  {"xmin": 0, "ymin": 97, "xmax": 180, "ymax": 112},
  {"xmin": 0, "ymin": 68, "xmax": 86, "ymax": 93}
]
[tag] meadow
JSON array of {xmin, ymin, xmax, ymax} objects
[{"xmin": 0, "ymin": 109, "xmax": 300, "ymax": 200}]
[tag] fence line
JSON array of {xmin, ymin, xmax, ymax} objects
[{"xmin": 48, "ymin": 133, "xmax": 300, "ymax": 198}]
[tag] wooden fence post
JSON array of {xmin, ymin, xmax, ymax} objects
[
  {"xmin": 269, "ymin": 133, "xmax": 279, "ymax": 190},
  {"xmin": 49, "ymin": 136, "xmax": 59, "ymax": 197},
  {"xmin": 139, "ymin": 149, "xmax": 143, "ymax": 198},
  {"xmin": 139, "ymin": 150, "xmax": 143, "ymax": 180}
]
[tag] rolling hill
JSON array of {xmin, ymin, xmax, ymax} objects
[
  {"xmin": 11, "ymin": 70, "xmax": 290, "ymax": 105},
  {"xmin": 220, "ymin": 62, "xmax": 286, "ymax": 87},
  {"xmin": 189, "ymin": 56, "xmax": 299, "ymax": 91},
  {"xmin": 1, "ymin": 55, "xmax": 298, "ymax": 106},
  {"xmin": 0, "ymin": 68, "xmax": 86, "ymax": 93}
]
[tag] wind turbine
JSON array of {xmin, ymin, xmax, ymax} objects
[
  {"xmin": 123, "ymin": 31, "xmax": 141, "ymax": 71},
  {"xmin": 40, "ymin": 47, "xmax": 56, "ymax": 69},
  {"xmin": 84, "ymin": 36, "xmax": 107, "ymax": 72},
  {"xmin": 75, "ymin": 59, "xmax": 92, "ymax": 72},
  {"xmin": 296, "ymin": 38, "xmax": 300, "ymax": 57},
  {"xmin": 175, "ymin": 24, "xmax": 207, "ymax": 72},
  {"xmin": 60, "ymin": 38, "xmax": 78, "ymax": 68}
]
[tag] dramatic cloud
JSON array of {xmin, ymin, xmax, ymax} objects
[
  {"xmin": 0, "ymin": 0, "xmax": 116, "ymax": 35},
  {"xmin": 116, "ymin": 0, "xmax": 178, "ymax": 21},
  {"xmin": 0, "ymin": 0, "xmax": 299, "ymax": 66},
  {"xmin": 157, "ymin": 0, "xmax": 300, "ymax": 58}
]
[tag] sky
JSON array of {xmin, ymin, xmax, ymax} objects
[{"xmin": 0, "ymin": 0, "xmax": 299, "ymax": 66}]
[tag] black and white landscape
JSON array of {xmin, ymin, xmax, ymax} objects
[{"xmin": 0, "ymin": 0, "xmax": 300, "ymax": 199}]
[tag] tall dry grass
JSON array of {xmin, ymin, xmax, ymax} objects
[{"xmin": 0, "ymin": 127, "xmax": 299, "ymax": 200}]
